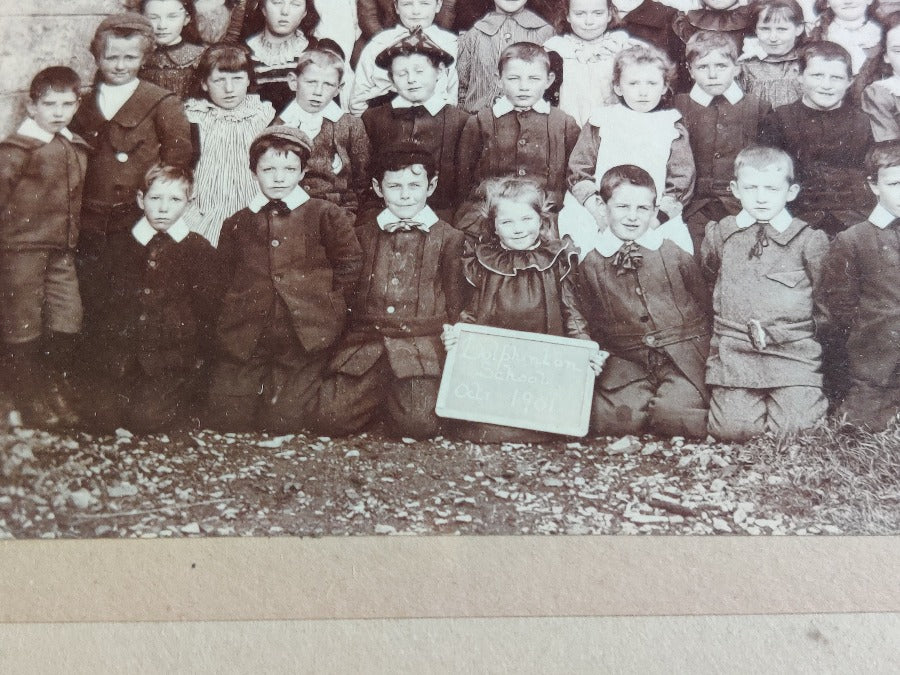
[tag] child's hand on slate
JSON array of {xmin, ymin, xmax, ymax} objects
[
  {"xmin": 589, "ymin": 349, "xmax": 609, "ymax": 376},
  {"xmin": 441, "ymin": 323, "xmax": 460, "ymax": 351}
]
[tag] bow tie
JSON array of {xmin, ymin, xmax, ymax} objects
[
  {"xmin": 392, "ymin": 105, "xmax": 427, "ymax": 120},
  {"xmin": 147, "ymin": 230, "xmax": 170, "ymax": 251},
  {"xmin": 709, "ymin": 94, "xmax": 727, "ymax": 107},
  {"xmin": 611, "ymin": 241, "xmax": 643, "ymax": 274},
  {"xmin": 748, "ymin": 221, "xmax": 770, "ymax": 259},
  {"xmin": 382, "ymin": 219, "xmax": 428, "ymax": 233},
  {"xmin": 263, "ymin": 199, "xmax": 291, "ymax": 216}
]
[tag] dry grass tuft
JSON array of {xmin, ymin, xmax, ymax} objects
[{"xmin": 739, "ymin": 419, "xmax": 900, "ymax": 533}]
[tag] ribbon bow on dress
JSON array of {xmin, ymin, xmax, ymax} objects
[{"xmin": 381, "ymin": 219, "xmax": 428, "ymax": 233}]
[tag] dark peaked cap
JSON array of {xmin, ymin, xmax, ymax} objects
[{"xmin": 374, "ymin": 27, "xmax": 455, "ymax": 69}]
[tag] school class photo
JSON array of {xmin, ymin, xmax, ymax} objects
[{"xmin": 0, "ymin": 0, "xmax": 897, "ymax": 537}]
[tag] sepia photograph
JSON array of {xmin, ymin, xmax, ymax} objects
[{"xmin": 0, "ymin": 0, "xmax": 898, "ymax": 553}]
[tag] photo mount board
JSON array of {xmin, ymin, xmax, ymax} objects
[{"xmin": 435, "ymin": 324, "xmax": 599, "ymax": 437}]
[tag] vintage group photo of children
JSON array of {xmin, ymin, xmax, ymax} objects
[{"xmin": 1, "ymin": 0, "xmax": 898, "ymax": 538}]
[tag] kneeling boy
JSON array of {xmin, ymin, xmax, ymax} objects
[
  {"xmin": 88, "ymin": 164, "xmax": 219, "ymax": 431},
  {"xmin": 206, "ymin": 127, "xmax": 362, "ymax": 432},
  {"xmin": 318, "ymin": 144, "xmax": 465, "ymax": 438},
  {"xmin": 702, "ymin": 146, "xmax": 828, "ymax": 441},
  {"xmin": 570, "ymin": 165, "xmax": 711, "ymax": 438},
  {"xmin": 817, "ymin": 141, "xmax": 900, "ymax": 430}
]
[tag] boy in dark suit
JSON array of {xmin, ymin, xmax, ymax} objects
[
  {"xmin": 87, "ymin": 164, "xmax": 219, "ymax": 432},
  {"xmin": 0, "ymin": 67, "xmax": 89, "ymax": 428},
  {"xmin": 817, "ymin": 141, "xmax": 900, "ymax": 430},
  {"xmin": 206, "ymin": 126, "xmax": 362, "ymax": 432},
  {"xmin": 318, "ymin": 144, "xmax": 465, "ymax": 438}
]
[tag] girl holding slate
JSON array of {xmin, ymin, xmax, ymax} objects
[{"xmin": 442, "ymin": 176, "xmax": 606, "ymax": 441}]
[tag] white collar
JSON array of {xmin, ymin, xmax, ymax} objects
[
  {"xmin": 593, "ymin": 224, "xmax": 664, "ymax": 257},
  {"xmin": 735, "ymin": 208, "xmax": 793, "ymax": 233},
  {"xmin": 376, "ymin": 205, "xmax": 439, "ymax": 232},
  {"xmin": 278, "ymin": 99, "xmax": 344, "ymax": 125},
  {"xmin": 492, "ymin": 96, "xmax": 551, "ymax": 118},
  {"xmin": 248, "ymin": 185, "xmax": 311, "ymax": 213},
  {"xmin": 98, "ymin": 79, "xmax": 140, "ymax": 98},
  {"xmin": 689, "ymin": 81, "xmax": 744, "ymax": 107},
  {"xmin": 392, "ymin": 91, "xmax": 447, "ymax": 116},
  {"xmin": 17, "ymin": 117, "xmax": 73, "ymax": 143},
  {"xmin": 132, "ymin": 216, "xmax": 190, "ymax": 245},
  {"xmin": 868, "ymin": 203, "xmax": 899, "ymax": 229}
]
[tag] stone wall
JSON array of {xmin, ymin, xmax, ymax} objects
[{"xmin": 0, "ymin": 1, "xmax": 128, "ymax": 136}]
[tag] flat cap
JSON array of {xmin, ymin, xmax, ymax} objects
[
  {"xmin": 374, "ymin": 27, "xmax": 455, "ymax": 70},
  {"xmin": 251, "ymin": 125, "xmax": 313, "ymax": 154},
  {"xmin": 94, "ymin": 12, "xmax": 155, "ymax": 39}
]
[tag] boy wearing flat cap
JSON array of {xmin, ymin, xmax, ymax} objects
[
  {"xmin": 350, "ymin": 0, "xmax": 459, "ymax": 115},
  {"xmin": 318, "ymin": 143, "xmax": 465, "ymax": 439},
  {"xmin": 361, "ymin": 27, "xmax": 469, "ymax": 222},
  {"xmin": 70, "ymin": 12, "xmax": 192, "ymax": 364},
  {"xmin": 205, "ymin": 126, "xmax": 363, "ymax": 432}
]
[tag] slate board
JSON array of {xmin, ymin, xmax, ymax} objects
[{"xmin": 436, "ymin": 324, "xmax": 599, "ymax": 437}]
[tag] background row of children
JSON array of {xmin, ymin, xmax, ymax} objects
[{"xmin": 125, "ymin": 0, "xmax": 900, "ymax": 124}]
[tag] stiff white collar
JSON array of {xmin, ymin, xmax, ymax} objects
[
  {"xmin": 132, "ymin": 216, "xmax": 190, "ymax": 245},
  {"xmin": 736, "ymin": 208, "xmax": 792, "ymax": 233},
  {"xmin": 97, "ymin": 79, "xmax": 140, "ymax": 120},
  {"xmin": 376, "ymin": 204, "xmax": 439, "ymax": 232},
  {"xmin": 278, "ymin": 99, "xmax": 344, "ymax": 125},
  {"xmin": 876, "ymin": 75, "xmax": 900, "ymax": 97},
  {"xmin": 868, "ymin": 203, "xmax": 899, "ymax": 229},
  {"xmin": 392, "ymin": 90, "xmax": 447, "ymax": 116},
  {"xmin": 689, "ymin": 81, "xmax": 744, "ymax": 107},
  {"xmin": 17, "ymin": 117, "xmax": 73, "ymax": 143},
  {"xmin": 593, "ymin": 224, "xmax": 664, "ymax": 257},
  {"xmin": 492, "ymin": 96, "xmax": 551, "ymax": 118},
  {"xmin": 248, "ymin": 185, "xmax": 311, "ymax": 213}
]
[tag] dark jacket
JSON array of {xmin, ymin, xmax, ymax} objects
[
  {"xmin": 570, "ymin": 241, "xmax": 711, "ymax": 400},
  {"xmin": 71, "ymin": 80, "xmax": 193, "ymax": 231},
  {"xmin": 216, "ymin": 197, "xmax": 363, "ymax": 360},
  {"xmin": 458, "ymin": 106, "xmax": 580, "ymax": 206},
  {"xmin": 673, "ymin": 91, "xmax": 769, "ymax": 206},
  {"xmin": 99, "ymin": 230, "xmax": 220, "ymax": 377},
  {"xmin": 362, "ymin": 102, "xmax": 470, "ymax": 211},
  {"xmin": 759, "ymin": 101, "xmax": 874, "ymax": 215},
  {"xmin": 0, "ymin": 132, "xmax": 88, "ymax": 251},
  {"xmin": 330, "ymin": 212, "xmax": 465, "ymax": 379},
  {"xmin": 817, "ymin": 218, "xmax": 900, "ymax": 387}
]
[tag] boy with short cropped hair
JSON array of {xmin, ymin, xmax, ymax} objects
[
  {"xmin": 702, "ymin": 146, "xmax": 828, "ymax": 441},
  {"xmin": 206, "ymin": 126, "xmax": 363, "ymax": 432},
  {"xmin": 569, "ymin": 165, "xmax": 711, "ymax": 438},
  {"xmin": 817, "ymin": 141, "xmax": 900, "ymax": 430},
  {"xmin": 759, "ymin": 40, "xmax": 874, "ymax": 238},
  {"xmin": 361, "ymin": 27, "xmax": 469, "ymax": 220},
  {"xmin": 318, "ymin": 143, "xmax": 465, "ymax": 438},
  {"xmin": 457, "ymin": 0, "xmax": 555, "ymax": 113},
  {"xmin": 0, "ymin": 66, "xmax": 88, "ymax": 428},
  {"xmin": 274, "ymin": 44, "xmax": 371, "ymax": 213},
  {"xmin": 350, "ymin": 0, "xmax": 459, "ymax": 115},
  {"xmin": 88, "ymin": 164, "xmax": 219, "ymax": 432},
  {"xmin": 457, "ymin": 41, "xmax": 580, "ymax": 236},
  {"xmin": 674, "ymin": 30, "xmax": 770, "ymax": 253}
]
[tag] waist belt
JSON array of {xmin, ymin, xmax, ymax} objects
[
  {"xmin": 714, "ymin": 316, "xmax": 815, "ymax": 351},
  {"xmin": 353, "ymin": 314, "xmax": 445, "ymax": 338},
  {"xmin": 605, "ymin": 319, "xmax": 708, "ymax": 352}
]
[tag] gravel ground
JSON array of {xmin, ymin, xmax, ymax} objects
[{"xmin": 0, "ymin": 421, "xmax": 855, "ymax": 539}]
